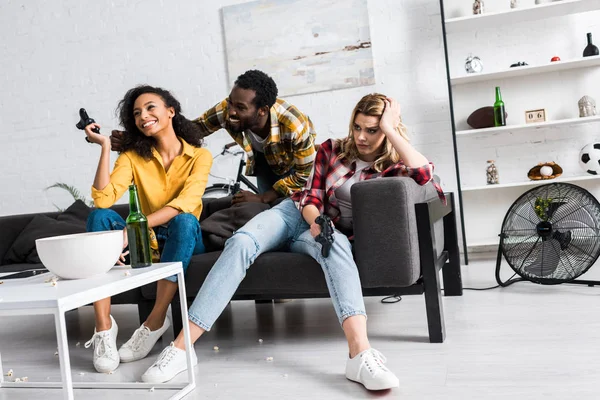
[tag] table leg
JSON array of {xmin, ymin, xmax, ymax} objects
[
  {"xmin": 0, "ymin": 351, "xmax": 4, "ymax": 386},
  {"xmin": 55, "ymin": 309, "xmax": 74, "ymax": 400},
  {"xmin": 173, "ymin": 270, "xmax": 195, "ymax": 400}
]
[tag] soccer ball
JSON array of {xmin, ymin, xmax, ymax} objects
[{"xmin": 579, "ymin": 143, "xmax": 600, "ymax": 175}]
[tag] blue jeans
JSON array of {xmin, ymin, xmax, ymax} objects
[
  {"xmin": 86, "ymin": 209, "xmax": 205, "ymax": 282},
  {"xmin": 187, "ymin": 198, "xmax": 366, "ymax": 331}
]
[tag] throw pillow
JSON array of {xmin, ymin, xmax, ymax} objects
[
  {"xmin": 201, "ymin": 202, "xmax": 270, "ymax": 251},
  {"xmin": 3, "ymin": 210, "xmax": 89, "ymax": 264},
  {"xmin": 56, "ymin": 200, "xmax": 92, "ymax": 227}
]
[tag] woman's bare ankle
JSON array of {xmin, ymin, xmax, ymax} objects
[
  {"xmin": 173, "ymin": 337, "xmax": 186, "ymax": 350},
  {"xmin": 348, "ymin": 341, "xmax": 371, "ymax": 358},
  {"xmin": 95, "ymin": 316, "xmax": 112, "ymax": 332}
]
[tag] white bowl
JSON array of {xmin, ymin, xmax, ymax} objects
[{"xmin": 35, "ymin": 231, "xmax": 123, "ymax": 280}]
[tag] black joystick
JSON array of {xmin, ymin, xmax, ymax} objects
[
  {"xmin": 315, "ymin": 214, "xmax": 335, "ymax": 258},
  {"xmin": 76, "ymin": 108, "xmax": 99, "ymax": 143}
]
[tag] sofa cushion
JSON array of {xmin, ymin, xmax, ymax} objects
[
  {"xmin": 201, "ymin": 202, "xmax": 270, "ymax": 251},
  {"xmin": 140, "ymin": 251, "xmax": 328, "ymax": 300}
]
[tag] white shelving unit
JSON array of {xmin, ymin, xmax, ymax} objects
[
  {"xmin": 462, "ymin": 174, "xmax": 600, "ymax": 192},
  {"xmin": 456, "ymin": 115, "xmax": 600, "ymax": 136},
  {"xmin": 442, "ymin": 0, "xmax": 600, "ymax": 255},
  {"xmin": 445, "ymin": 0, "xmax": 600, "ymax": 34},
  {"xmin": 451, "ymin": 56, "xmax": 600, "ymax": 86}
]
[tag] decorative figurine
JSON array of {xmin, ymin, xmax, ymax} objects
[
  {"xmin": 473, "ymin": 0, "xmax": 484, "ymax": 15},
  {"xmin": 510, "ymin": 61, "xmax": 529, "ymax": 67},
  {"xmin": 465, "ymin": 54, "xmax": 483, "ymax": 73},
  {"xmin": 551, "ymin": 56, "xmax": 561, "ymax": 62},
  {"xmin": 579, "ymin": 95, "xmax": 597, "ymax": 117},
  {"xmin": 510, "ymin": 0, "xmax": 518, "ymax": 9},
  {"xmin": 486, "ymin": 160, "xmax": 499, "ymax": 185}
]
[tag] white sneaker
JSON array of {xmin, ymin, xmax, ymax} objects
[
  {"xmin": 84, "ymin": 315, "xmax": 120, "ymax": 373},
  {"xmin": 141, "ymin": 342, "xmax": 197, "ymax": 383},
  {"xmin": 345, "ymin": 348, "xmax": 399, "ymax": 390},
  {"xmin": 119, "ymin": 317, "xmax": 171, "ymax": 363}
]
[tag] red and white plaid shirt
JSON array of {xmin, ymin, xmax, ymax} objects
[{"xmin": 291, "ymin": 139, "xmax": 445, "ymax": 225}]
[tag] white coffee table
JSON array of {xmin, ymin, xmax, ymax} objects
[{"xmin": 0, "ymin": 262, "xmax": 195, "ymax": 400}]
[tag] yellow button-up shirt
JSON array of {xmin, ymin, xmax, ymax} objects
[{"xmin": 91, "ymin": 138, "xmax": 212, "ymax": 219}]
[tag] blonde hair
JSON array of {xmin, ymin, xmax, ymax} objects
[{"xmin": 336, "ymin": 93, "xmax": 409, "ymax": 172}]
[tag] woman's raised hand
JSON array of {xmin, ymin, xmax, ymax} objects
[
  {"xmin": 84, "ymin": 123, "xmax": 109, "ymax": 146},
  {"xmin": 380, "ymin": 97, "xmax": 401, "ymax": 136}
]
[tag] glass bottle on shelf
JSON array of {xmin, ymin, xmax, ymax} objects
[
  {"xmin": 583, "ymin": 33, "xmax": 599, "ymax": 57},
  {"xmin": 493, "ymin": 87, "xmax": 506, "ymax": 127},
  {"xmin": 486, "ymin": 160, "xmax": 499, "ymax": 185}
]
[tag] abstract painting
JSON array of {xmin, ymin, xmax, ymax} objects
[{"xmin": 222, "ymin": 0, "xmax": 375, "ymax": 97}]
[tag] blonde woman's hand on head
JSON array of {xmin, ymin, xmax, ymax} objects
[{"xmin": 379, "ymin": 97, "xmax": 401, "ymax": 136}]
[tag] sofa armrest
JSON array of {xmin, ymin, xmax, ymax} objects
[{"xmin": 351, "ymin": 177, "xmax": 440, "ymax": 288}]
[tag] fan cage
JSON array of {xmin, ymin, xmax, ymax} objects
[{"xmin": 500, "ymin": 182, "xmax": 600, "ymax": 285}]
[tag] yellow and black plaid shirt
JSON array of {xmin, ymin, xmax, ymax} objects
[{"xmin": 193, "ymin": 98, "xmax": 316, "ymax": 196}]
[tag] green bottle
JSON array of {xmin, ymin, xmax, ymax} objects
[
  {"xmin": 126, "ymin": 184, "xmax": 152, "ymax": 268},
  {"xmin": 493, "ymin": 86, "xmax": 506, "ymax": 127}
]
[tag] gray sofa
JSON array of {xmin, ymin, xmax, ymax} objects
[{"xmin": 0, "ymin": 177, "xmax": 462, "ymax": 343}]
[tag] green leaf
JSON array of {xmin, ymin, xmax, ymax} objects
[{"xmin": 45, "ymin": 183, "xmax": 92, "ymax": 207}]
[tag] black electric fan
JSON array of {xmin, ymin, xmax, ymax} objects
[{"xmin": 495, "ymin": 182, "xmax": 600, "ymax": 286}]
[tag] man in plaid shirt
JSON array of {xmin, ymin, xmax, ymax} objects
[
  {"xmin": 196, "ymin": 70, "xmax": 316, "ymax": 204},
  {"xmin": 111, "ymin": 70, "xmax": 316, "ymax": 205}
]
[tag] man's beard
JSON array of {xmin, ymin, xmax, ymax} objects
[{"xmin": 228, "ymin": 111, "xmax": 261, "ymax": 134}]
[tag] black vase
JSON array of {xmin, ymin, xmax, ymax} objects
[{"xmin": 583, "ymin": 32, "xmax": 599, "ymax": 57}]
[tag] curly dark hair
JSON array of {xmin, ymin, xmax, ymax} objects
[
  {"xmin": 234, "ymin": 70, "xmax": 278, "ymax": 110},
  {"xmin": 116, "ymin": 85, "xmax": 203, "ymax": 159}
]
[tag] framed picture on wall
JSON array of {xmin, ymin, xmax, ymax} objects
[{"xmin": 222, "ymin": 0, "xmax": 375, "ymax": 97}]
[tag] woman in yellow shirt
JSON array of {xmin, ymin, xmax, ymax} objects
[{"xmin": 82, "ymin": 85, "xmax": 212, "ymax": 374}]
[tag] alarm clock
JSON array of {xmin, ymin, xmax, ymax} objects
[{"xmin": 465, "ymin": 55, "xmax": 483, "ymax": 74}]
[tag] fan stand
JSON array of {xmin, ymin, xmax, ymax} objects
[{"xmin": 495, "ymin": 233, "xmax": 600, "ymax": 287}]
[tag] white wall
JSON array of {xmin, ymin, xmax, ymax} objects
[
  {"xmin": 443, "ymin": 0, "xmax": 600, "ymax": 245},
  {"xmin": 0, "ymin": 0, "xmax": 456, "ymax": 220}
]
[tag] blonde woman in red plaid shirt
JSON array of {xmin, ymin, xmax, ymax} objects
[{"xmin": 143, "ymin": 94, "xmax": 442, "ymax": 390}]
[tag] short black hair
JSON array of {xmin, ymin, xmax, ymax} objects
[{"xmin": 234, "ymin": 70, "xmax": 278, "ymax": 109}]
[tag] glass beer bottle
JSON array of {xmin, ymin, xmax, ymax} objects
[
  {"xmin": 493, "ymin": 86, "xmax": 506, "ymax": 127},
  {"xmin": 126, "ymin": 184, "xmax": 152, "ymax": 267}
]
